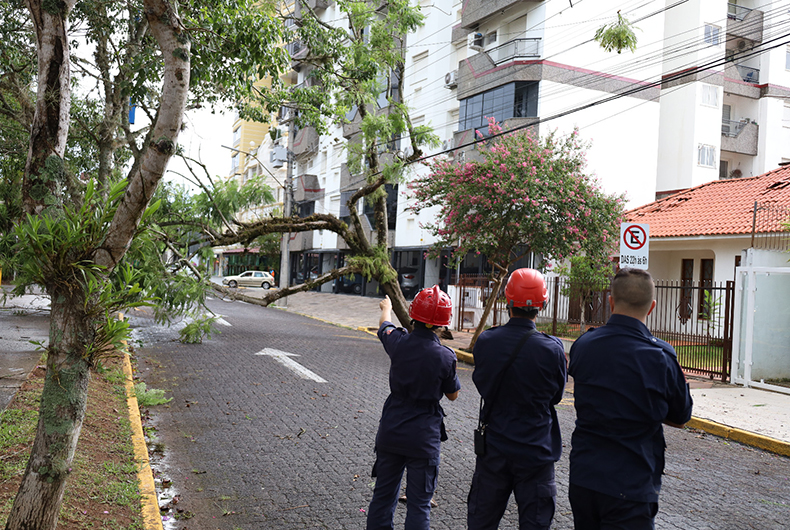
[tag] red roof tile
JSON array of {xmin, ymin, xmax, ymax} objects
[{"xmin": 626, "ymin": 166, "xmax": 790, "ymax": 238}]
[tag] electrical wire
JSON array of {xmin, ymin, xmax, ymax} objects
[{"xmin": 333, "ymin": 25, "xmax": 790, "ymax": 194}]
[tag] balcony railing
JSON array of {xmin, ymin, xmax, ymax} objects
[
  {"xmin": 728, "ymin": 3, "xmax": 752, "ymax": 21},
  {"xmin": 722, "ymin": 118, "xmax": 748, "ymax": 137},
  {"xmin": 490, "ymin": 38, "xmax": 541, "ymax": 65},
  {"xmin": 735, "ymin": 64, "xmax": 760, "ymax": 83}
]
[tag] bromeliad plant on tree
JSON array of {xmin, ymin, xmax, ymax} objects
[{"xmin": 410, "ymin": 119, "xmax": 624, "ymax": 348}]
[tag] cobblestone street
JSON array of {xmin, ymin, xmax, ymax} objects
[{"xmin": 132, "ymin": 296, "xmax": 790, "ymax": 529}]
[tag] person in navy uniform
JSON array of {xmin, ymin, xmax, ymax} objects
[
  {"xmin": 568, "ymin": 267, "xmax": 693, "ymax": 530},
  {"xmin": 366, "ymin": 286, "xmax": 461, "ymax": 530},
  {"xmin": 467, "ymin": 268, "xmax": 567, "ymax": 530}
]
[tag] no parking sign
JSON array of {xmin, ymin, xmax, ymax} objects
[{"xmin": 620, "ymin": 223, "xmax": 649, "ymax": 270}]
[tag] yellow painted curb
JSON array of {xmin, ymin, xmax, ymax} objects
[
  {"xmin": 452, "ymin": 348, "xmax": 474, "ymax": 365},
  {"xmin": 119, "ymin": 313, "xmax": 163, "ymax": 530},
  {"xmin": 686, "ymin": 417, "xmax": 790, "ymax": 457}
]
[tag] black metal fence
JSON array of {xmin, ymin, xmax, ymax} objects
[{"xmin": 456, "ymin": 275, "xmax": 735, "ymax": 381}]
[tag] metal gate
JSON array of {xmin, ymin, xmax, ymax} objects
[{"xmin": 456, "ymin": 275, "xmax": 735, "ymax": 381}]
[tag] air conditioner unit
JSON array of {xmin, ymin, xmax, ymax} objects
[
  {"xmin": 270, "ymin": 145, "xmax": 288, "ymax": 168},
  {"xmin": 736, "ymin": 39, "xmax": 747, "ymax": 50},
  {"xmin": 468, "ymin": 32, "xmax": 484, "ymax": 51},
  {"xmin": 444, "ymin": 70, "xmax": 458, "ymax": 88},
  {"xmin": 442, "ymin": 139, "xmax": 454, "ymax": 151}
]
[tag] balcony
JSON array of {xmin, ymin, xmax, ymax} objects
[
  {"xmin": 286, "ymin": 40, "xmax": 308, "ymax": 71},
  {"xmin": 721, "ymin": 119, "xmax": 747, "ymax": 137},
  {"xmin": 459, "ymin": 0, "xmax": 531, "ymax": 30},
  {"xmin": 291, "ymin": 126, "xmax": 319, "ymax": 160},
  {"xmin": 726, "ymin": 4, "xmax": 763, "ymax": 44},
  {"xmin": 721, "ymin": 119, "xmax": 758, "ymax": 156},
  {"xmin": 727, "ymin": 3, "xmax": 752, "ymax": 21},
  {"xmin": 294, "ymin": 173, "xmax": 321, "ymax": 203},
  {"xmin": 735, "ymin": 64, "xmax": 759, "ymax": 84},
  {"xmin": 489, "ymin": 38, "xmax": 541, "ymax": 65}
]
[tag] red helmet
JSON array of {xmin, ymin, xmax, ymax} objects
[
  {"xmin": 505, "ymin": 268, "xmax": 548, "ymax": 309},
  {"xmin": 409, "ymin": 285, "xmax": 453, "ymax": 327}
]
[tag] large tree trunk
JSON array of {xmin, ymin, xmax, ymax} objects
[
  {"xmin": 22, "ymin": 0, "xmax": 76, "ymax": 214},
  {"xmin": 380, "ymin": 273, "xmax": 411, "ymax": 330},
  {"xmin": 5, "ymin": 289, "xmax": 94, "ymax": 530},
  {"xmin": 468, "ymin": 270, "xmax": 507, "ymax": 350},
  {"xmin": 9, "ymin": 1, "xmax": 190, "ymax": 528}
]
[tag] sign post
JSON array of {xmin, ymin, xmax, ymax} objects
[{"xmin": 620, "ymin": 223, "xmax": 649, "ymax": 270}]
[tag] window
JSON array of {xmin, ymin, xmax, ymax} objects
[
  {"xmin": 232, "ymin": 126, "xmax": 241, "ymax": 145},
  {"xmin": 459, "ymin": 82, "xmax": 539, "ymax": 132},
  {"xmin": 701, "ymin": 84, "xmax": 719, "ymax": 107},
  {"xmin": 297, "ymin": 201, "xmax": 315, "ymax": 218},
  {"xmin": 679, "ymin": 259, "xmax": 694, "ymax": 323},
  {"xmin": 698, "ymin": 258, "xmax": 714, "ymax": 319},
  {"xmin": 486, "ymin": 31, "xmax": 497, "ymax": 46},
  {"xmin": 719, "ymin": 159, "xmax": 729, "ymax": 180},
  {"xmin": 786, "ymin": 45, "xmax": 790, "ymax": 70},
  {"xmin": 230, "ymin": 153, "xmax": 239, "ymax": 171},
  {"xmin": 704, "ymin": 24, "xmax": 720, "ymax": 46},
  {"xmin": 698, "ymin": 144, "xmax": 716, "ymax": 167}
]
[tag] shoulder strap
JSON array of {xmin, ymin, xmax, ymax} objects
[{"xmin": 478, "ymin": 327, "xmax": 538, "ymax": 425}]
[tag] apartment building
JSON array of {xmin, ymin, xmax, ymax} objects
[
  {"xmin": 656, "ymin": 0, "xmax": 790, "ymax": 195},
  {"xmin": 248, "ymin": 0, "xmax": 790, "ymax": 293}
]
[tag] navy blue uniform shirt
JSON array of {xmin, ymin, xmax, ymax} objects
[
  {"xmin": 374, "ymin": 321, "xmax": 461, "ymax": 459},
  {"xmin": 568, "ymin": 314, "xmax": 693, "ymax": 503},
  {"xmin": 472, "ymin": 318, "xmax": 567, "ymax": 463}
]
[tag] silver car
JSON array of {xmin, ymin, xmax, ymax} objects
[{"xmin": 222, "ymin": 270, "xmax": 275, "ymax": 289}]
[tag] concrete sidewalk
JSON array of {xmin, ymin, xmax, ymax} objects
[{"xmin": 263, "ymin": 289, "xmax": 790, "ymax": 453}]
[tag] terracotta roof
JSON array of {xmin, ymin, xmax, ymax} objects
[{"xmin": 626, "ymin": 166, "xmax": 790, "ymax": 238}]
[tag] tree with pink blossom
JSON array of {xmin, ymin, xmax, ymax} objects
[{"xmin": 409, "ymin": 119, "xmax": 624, "ymax": 348}]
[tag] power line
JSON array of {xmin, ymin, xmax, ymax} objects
[{"xmin": 335, "ymin": 25, "xmax": 790, "ymax": 193}]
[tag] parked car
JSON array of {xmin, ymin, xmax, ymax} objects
[
  {"xmin": 336, "ymin": 275, "xmax": 363, "ymax": 294},
  {"xmin": 398, "ymin": 267, "xmax": 420, "ymax": 297},
  {"xmin": 222, "ymin": 270, "xmax": 275, "ymax": 289}
]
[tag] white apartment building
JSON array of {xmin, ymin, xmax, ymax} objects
[{"xmin": 251, "ymin": 0, "xmax": 790, "ymax": 294}]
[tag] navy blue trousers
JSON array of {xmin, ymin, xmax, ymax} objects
[
  {"xmin": 467, "ymin": 446, "xmax": 557, "ymax": 530},
  {"xmin": 366, "ymin": 450, "xmax": 439, "ymax": 530},
  {"xmin": 569, "ymin": 483, "xmax": 658, "ymax": 530}
]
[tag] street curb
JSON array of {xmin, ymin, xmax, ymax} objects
[
  {"xmin": 686, "ymin": 417, "xmax": 790, "ymax": 457},
  {"xmin": 122, "ymin": 349, "xmax": 163, "ymax": 530}
]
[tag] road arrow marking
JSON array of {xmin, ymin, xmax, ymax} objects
[
  {"xmin": 215, "ymin": 317, "xmax": 232, "ymax": 327},
  {"xmin": 255, "ymin": 348, "xmax": 327, "ymax": 383}
]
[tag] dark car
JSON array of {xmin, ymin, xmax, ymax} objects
[{"xmin": 336, "ymin": 275, "xmax": 364, "ymax": 294}]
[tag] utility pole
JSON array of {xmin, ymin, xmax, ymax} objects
[{"xmin": 279, "ymin": 118, "xmax": 294, "ymax": 292}]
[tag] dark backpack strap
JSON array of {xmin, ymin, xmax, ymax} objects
[{"xmin": 478, "ymin": 327, "xmax": 538, "ymax": 425}]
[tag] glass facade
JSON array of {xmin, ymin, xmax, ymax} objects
[{"xmin": 458, "ymin": 81, "xmax": 538, "ymax": 133}]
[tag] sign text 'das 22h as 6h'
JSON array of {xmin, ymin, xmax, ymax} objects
[{"xmin": 619, "ymin": 223, "xmax": 649, "ymax": 270}]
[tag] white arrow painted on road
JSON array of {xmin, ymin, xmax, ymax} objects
[{"xmin": 255, "ymin": 348, "xmax": 327, "ymax": 383}]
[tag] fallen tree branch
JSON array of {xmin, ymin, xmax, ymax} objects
[{"xmin": 212, "ymin": 265, "xmax": 359, "ymax": 306}]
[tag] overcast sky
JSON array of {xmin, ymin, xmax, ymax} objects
[{"xmin": 163, "ymin": 106, "xmax": 236, "ymax": 191}]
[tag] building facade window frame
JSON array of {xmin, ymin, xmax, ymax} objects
[
  {"xmin": 698, "ymin": 144, "xmax": 716, "ymax": 167},
  {"xmin": 458, "ymin": 81, "xmax": 539, "ymax": 133},
  {"xmin": 704, "ymin": 24, "xmax": 721, "ymax": 46},
  {"xmin": 701, "ymin": 84, "xmax": 719, "ymax": 107}
]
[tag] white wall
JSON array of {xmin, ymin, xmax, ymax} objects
[
  {"xmin": 648, "ymin": 236, "xmax": 752, "ymax": 283},
  {"xmin": 540, "ymin": 81, "xmax": 660, "ymax": 207}
]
